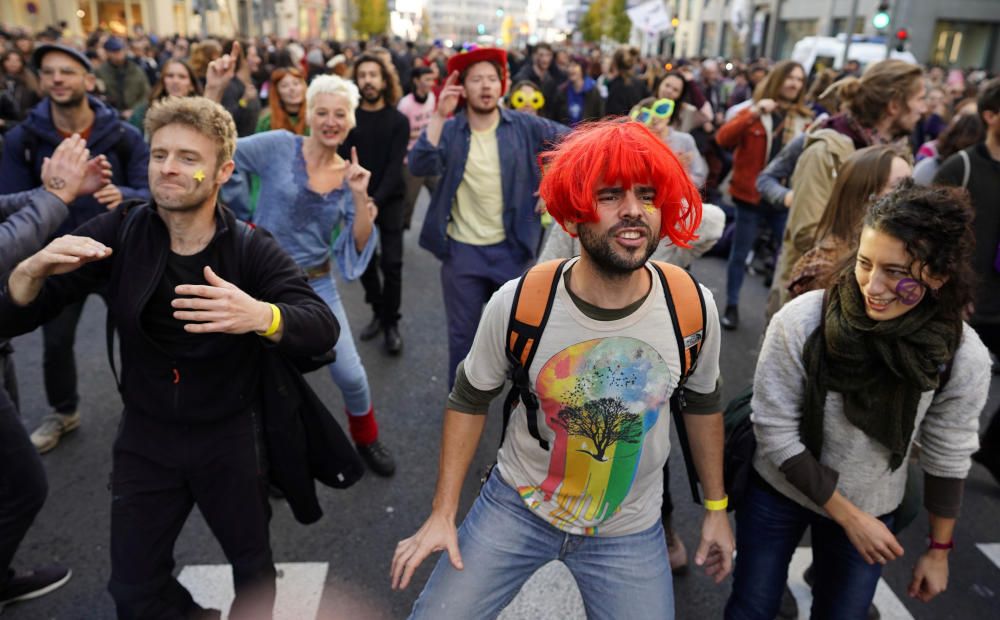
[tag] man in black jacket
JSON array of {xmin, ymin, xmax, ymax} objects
[
  {"xmin": 0, "ymin": 134, "xmax": 109, "ymax": 613},
  {"xmin": 342, "ymin": 53, "xmax": 410, "ymax": 356},
  {"xmin": 934, "ymin": 77, "xmax": 1000, "ymax": 484},
  {"xmin": 0, "ymin": 97, "xmax": 339, "ymax": 618}
]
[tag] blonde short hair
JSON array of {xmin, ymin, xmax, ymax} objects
[
  {"xmin": 144, "ymin": 96, "xmax": 236, "ymax": 167},
  {"xmin": 306, "ymin": 74, "xmax": 360, "ymax": 128}
]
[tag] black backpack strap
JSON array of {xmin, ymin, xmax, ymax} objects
[
  {"xmin": 501, "ymin": 259, "xmax": 568, "ymax": 450},
  {"xmin": 650, "ymin": 261, "xmax": 707, "ymax": 504}
]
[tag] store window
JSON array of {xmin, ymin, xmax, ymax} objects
[
  {"xmin": 931, "ymin": 20, "xmax": 998, "ymax": 68},
  {"xmin": 701, "ymin": 22, "xmax": 718, "ymax": 56}
]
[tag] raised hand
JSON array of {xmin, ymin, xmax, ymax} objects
[
  {"xmin": 172, "ymin": 265, "xmax": 275, "ymax": 335},
  {"xmin": 79, "ymin": 155, "xmax": 113, "ymax": 197},
  {"xmin": 346, "ymin": 146, "xmax": 372, "ymax": 196},
  {"xmin": 204, "ymin": 41, "xmax": 240, "ymax": 101},
  {"xmin": 435, "ymin": 70, "xmax": 464, "ymax": 118},
  {"xmin": 40, "ymin": 134, "xmax": 91, "ymax": 204},
  {"xmin": 753, "ymin": 98, "xmax": 777, "ymax": 115}
]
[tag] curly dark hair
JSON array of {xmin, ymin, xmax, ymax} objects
[{"xmin": 863, "ymin": 179, "xmax": 976, "ymax": 322}]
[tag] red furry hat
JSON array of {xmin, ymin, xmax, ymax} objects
[
  {"xmin": 539, "ymin": 119, "xmax": 702, "ymax": 248},
  {"xmin": 446, "ymin": 47, "xmax": 508, "ymax": 95}
]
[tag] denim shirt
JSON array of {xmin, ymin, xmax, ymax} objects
[
  {"xmin": 222, "ymin": 130, "xmax": 376, "ymax": 280},
  {"xmin": 408, "ymin": 108, "xmax": 568, "ymax": 261}
]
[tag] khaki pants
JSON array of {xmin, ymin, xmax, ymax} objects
[{"xmin": 403, "ymin": 166, "xmax": 439, "ymax": 230}]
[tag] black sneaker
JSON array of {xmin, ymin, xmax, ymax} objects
[
  {"xmin": 384, "ymin": 324, "xmax": 403, "ymax": 356},
  {"xmin": 359, "ymin": 317, "xmax": 382, "ymax": 341},
  {"xmin": 357, "ymin": 440, "xmax": 396, "ymax": 477},
  {"xmin": 720, "ymin": 305, "xmax": 739, "ymax": 331},
  {"xmin": 0, "ymin": 566, "xmax": 72, "ymax": 611}
]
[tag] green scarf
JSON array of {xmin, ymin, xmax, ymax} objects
[{"xmin": 800, "ymin": 276, "xmax": 960, "ymax": 471}]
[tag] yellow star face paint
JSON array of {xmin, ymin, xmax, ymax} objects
[
  {"xmin": 193, "ymin": 169, "xmax": 206, "ymax": 183},
  {"xmin": 644, "ymin": 203, "xmax": 656, "ymax": 214}
]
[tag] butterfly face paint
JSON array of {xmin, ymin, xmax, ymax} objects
[{"xmin": 895, "ymin": 278, "xmax": 925, "ymax": 306}]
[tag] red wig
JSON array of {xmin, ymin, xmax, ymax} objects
[{"xmin": 539, "ymin": 119, "xmax": 702, "ymax": 248}]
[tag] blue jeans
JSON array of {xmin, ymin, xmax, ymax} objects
[
  {"xmin": 308, "ymin": 274, "xmax": 371, "ymax": 416},
  {"xmin": 409, "ymin": 471, "xmax": 674, "ymax": 620},
  {"xmin": 440, "ymin": 239, "xmax": 531, "ymax": 388},
  {"xmin": 725, "ymin": 479, "xmax": 894, "ymax": 620},
  {"xmin": 725, "ymin": 200, "xmax": 788, "ymax": 307}
]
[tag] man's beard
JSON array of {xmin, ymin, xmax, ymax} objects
[
  {"xmin": 50, "ymin": 90, "xmax": 86, "ymax": 109},
  {"xmin": 361, "ymin": 85, "xmax": 384, "ymax": 104},
  {"xmin": 467, "ymin": 95, "xmax": 497, "ymax": 115},
  {"xmin": 152, "ymin": 178, "xmax": 215, "ymax": 213},
  {"xmin": 577, "ymin": 219, "xmax": 658, "ymax": 280}
]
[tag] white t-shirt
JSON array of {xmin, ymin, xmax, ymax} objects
[{"xmin": 463, "ymin": 258, "xmax": 722, "ymax": 536}]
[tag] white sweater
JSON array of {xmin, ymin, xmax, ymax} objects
[{"xmin": 752, "ymin": 290, "xmax": 990, "ymax": 516}]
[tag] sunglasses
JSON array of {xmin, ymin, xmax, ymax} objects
[
  {"xmin": 630, "ymin": 98, "xmax": 675, "ymax": 125},
  {"xmin": 511, "ymin": 89, "xmax": 545, "ymax": 111}
]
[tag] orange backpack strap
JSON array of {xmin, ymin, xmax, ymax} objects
[
  {"xmin": 650, "ymin": 260, "xmax": 706, "ymax": 384},
  {"xmin": 502, "ymin": 259, "xmax": 569, "ymax": 450},
  {"xmin": 650, "ymin": 260, "xmax": 707, "ymax": 504}
]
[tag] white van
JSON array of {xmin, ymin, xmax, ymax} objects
[{"xmin": 792, "ymin": 35, "xmax": 918, "ymax": 77}]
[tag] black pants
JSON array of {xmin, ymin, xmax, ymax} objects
[
  {"xmin": 42, "ymin": 297, "xmax": 91, "ymax": 414},
  {"xmin": 972, "ymin": 323, "xmax": 1000, "ymax": 452},
  {"xmin": 0, "ymin": 352, "xmax": 47, "ymax": 586},
  {"xmin": 108, "ymin": 410, "xmax": 275, "ymax": 619},
  {"xmin": 361, "ymin": 224, "xmax": 404, "ymax": 327}
]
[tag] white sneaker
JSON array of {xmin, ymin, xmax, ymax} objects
[{"xmin": 30, "ymin": 412, "xmax": 80, "ymax": 454}]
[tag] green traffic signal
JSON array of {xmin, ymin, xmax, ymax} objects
[{"xmin": 873, "ymin": 11, "xmax": 890, "ymax": 29}]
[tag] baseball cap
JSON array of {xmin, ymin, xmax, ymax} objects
[
  {"xmin": 31, "ymin": 44, "xmax": 93, "ymax": 73},
  {"xmin": 104, "ymin": 37, "xmax": 125, "ymax": 52}
]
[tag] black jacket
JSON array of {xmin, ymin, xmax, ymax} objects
[{"xmin": 0, "ymin": 203, "xmax": 339, "ymax": 424}]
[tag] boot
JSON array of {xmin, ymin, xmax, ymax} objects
[
  {"xmin": 359, "ymin": 316, "xmax": 382, "ymax": 341},
  {"xmin": 720, "ymin": 305, "xmax": 739, "ymax": 331}
]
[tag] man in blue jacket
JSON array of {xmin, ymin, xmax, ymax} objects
[
  {"xmin": 0, "ymin": 135, "xmax": 110, "ymax": 613},
  {"xmin": 409, "ymin": 47, "xmax": 567, "ymax": 387},
  {"xmin": 0, "ymin": 44, "xmax": 150, "ymax": 454}
]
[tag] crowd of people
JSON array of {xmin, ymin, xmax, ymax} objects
[{"xmin": 0, "ymin": 22, "xmax": 998, "ymax": 620}]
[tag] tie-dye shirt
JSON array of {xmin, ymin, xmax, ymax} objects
[{"xmin": 463, "ymin": 257, "xmax": 722, "ymax": 536}]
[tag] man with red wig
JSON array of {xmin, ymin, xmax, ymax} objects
[
  {"xmin": 408, "ymin": 47, "xmax": 568, "ymax": 388},
  {"xmin": 392, "ymin": 120, "xmax": 733, "ymax": 619}
]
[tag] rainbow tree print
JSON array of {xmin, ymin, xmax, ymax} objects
[{"xmin": 526, "ymin": 337, "xmax": 671, "ymax": 530}]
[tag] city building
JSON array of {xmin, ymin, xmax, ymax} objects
[{"xmin": 674, "ymin": 0, "xmax": 998, "ymax": 69}]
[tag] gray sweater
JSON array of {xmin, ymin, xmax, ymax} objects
[
  {"xmin": 0, "ymin": 188, "xmax": 69, "ymax": 272},
  {"xmin": 752, "ymin": 290, "xmax": 990, "ymax": 517}
]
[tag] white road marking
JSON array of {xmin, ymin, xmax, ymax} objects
[
  {"xmin": 787, "ymin": 547, "xmax": 914, "ymax": 620},
  {"xmin": 177, "ymin": 562, "xmax": 328, "ymax": 620},
  {"xmin": 977, "ymin": 543, "xmax": 1000, "ymax": 570}
]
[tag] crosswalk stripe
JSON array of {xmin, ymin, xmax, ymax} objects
[
  {"xmin": 787, "ymin": 547, "xmax": 914, "ymax": 620},
  {"xmin": 977, "ymin": 543, "xmax": 1000, "ymax": 570},
  {"xmin": 177, "ymin": 562, "xmax": 328, "ymax": 620}
]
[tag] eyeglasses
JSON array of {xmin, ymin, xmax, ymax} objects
[
  {"xmin": 630, "ymin": 98, "xmax": 675, "ymax": 125},
  {"xmin": 511, "ymin": 89, "xmax": 545, "ymax": 111}
]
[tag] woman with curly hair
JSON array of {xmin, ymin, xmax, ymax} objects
[{"xmin": 726, "ymin": 184, "xmax": 990, "ymax": 619}]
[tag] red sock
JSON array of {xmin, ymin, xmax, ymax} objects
[{"xmin": 348, "ymin": 407, "xmax": 378, "ymax": 445}]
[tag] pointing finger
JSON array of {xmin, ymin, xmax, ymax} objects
[{"xmin": 351, "ymin": 146, "xmax": 359, "ymax": 166}]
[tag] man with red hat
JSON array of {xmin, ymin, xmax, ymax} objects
[{"xmin": 408, "ymin": 47, "xmax": 568, "ymax": 388}]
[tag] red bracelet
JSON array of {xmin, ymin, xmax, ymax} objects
[{"xmin": 928, "ymin": 537, "xmax": 955, "ymax": 550}]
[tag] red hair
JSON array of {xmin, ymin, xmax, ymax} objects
[{"xmin": 539, "ymin": 119, "xmax": 702, "ymax": 248}]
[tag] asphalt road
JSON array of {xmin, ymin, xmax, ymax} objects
[{"xmin": 5, "ymin": 197, "xmax": 1000, "ymax": 619}]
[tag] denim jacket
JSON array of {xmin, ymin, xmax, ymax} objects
[{"xmin": 409, "ymin": 108, "xmax": 568, "ymax": 261}]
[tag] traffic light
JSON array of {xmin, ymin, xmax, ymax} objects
[
  {"xmin": 872, "ymin": 1, "xmax": 890, "ymax": 30},
  {"xmin": 895, "ymin": 27, "xmax": 908, "ymax": 52},
  {"xmin": 477, "ymin": 23, "xmax": 486, "ymax": 35}
]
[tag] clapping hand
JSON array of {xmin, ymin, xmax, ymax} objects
[{"xmin": 41, "ymin": 135, "xmax": 112, "ymax": 204}]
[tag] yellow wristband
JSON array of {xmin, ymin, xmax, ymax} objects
[
  {"xmin": 258, "ymin": 303, "xmax": 281, "ymax": 337},
  {"xmin": 704, "ymin": 496, "xmax": 729, "ymax": 511}
]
